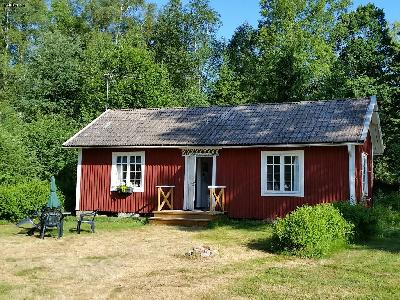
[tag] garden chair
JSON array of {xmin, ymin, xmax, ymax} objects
[
  {"xmin": 40, "ymin": 208, "xmax": 64, "ymax": 239},
  {"xmin": 16, "ymin": 209, "xmax": 41, "ymax": 236},
  {"xmin": 76, "ymin": 209, "xmax": 98, "ymax": 234}
]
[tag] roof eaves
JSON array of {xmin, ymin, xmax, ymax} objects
[{"xmin": 62, "ymin": 109, "xmax": 110, "ymax": 147}]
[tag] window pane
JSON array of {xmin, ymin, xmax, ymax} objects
[
  {"xmin": 274, "ymin": 156, "xmax": 280, "ymax": 164},
  {"xmin": 130, "ymin": 156, "xmax": 136, "ymax": 164},
  {"xmin": 284, "ymin": 156, "xmax": 291, "ymax": 164},
  {"xmin": 117, "ymin": 165, "xmax": 122, "ymax": 182},
  {"xmin": 122, "ymin": 156, "xmax": 127, "ymax": 163},
  {"xmin": 136, "ymin": 165, "xmax": 141, "ymax": 172},
  {"xmin": 117, "ymin": 156, "xmax": 122, "ymax": 164},
  {"xmin": 293, "ymin": 156, "xmax": 299, "ymax": 191},
  {"xmin": 136, "ymin": 156, "xmax": 141, "ymax": 164},
  {"xmin": 274, "ymin": 165, "xmax": 280, "ymax": 191},
  {"xmin": 284, "ymin": 164, "xmax": 292, "ymax": 191},
  {"xmin": 267, "ymin": 156, "xmax": 273, "ymax": 164},
  {"xmin": 267, "ymin": 165, "xmax": 273, "ymax": 182}
]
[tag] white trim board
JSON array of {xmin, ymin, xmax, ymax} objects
[
  {"xmin": 75, "ymin": 149, "xmax": 82, "ymax": 211},
  {"xmin": 348, "ymin": 144, "xmax": 356, "ymax": 205}
]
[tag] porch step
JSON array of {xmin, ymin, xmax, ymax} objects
[
  {"xmin": 150, "ymin": 210, "xmax": 224, "ymax": 226},
  {"xmin": 149, "ymin": 217, "xmax": 211, "ymax": 226}
]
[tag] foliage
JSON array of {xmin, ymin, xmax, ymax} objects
[
  {"xmin": 272, "ymin": 204, "xmax": 354, "ymax": 258},
  {"xmin": 375, "ymin": 191, "xmax": 400, "ymax": 211},
  {"xmin": 0, "ymin": 101, "xmax": 41, "ymax": 184},
  {"xmin": 333, "ymin": 202, "xmax": 384, "ymax": 241},
  {"xmin": 0, "ymin": 0, "xmax": 399, "ymax": 210},
  {"xmin": 0, "ymin": 179, "xmax": 65, "ymax": 222}
]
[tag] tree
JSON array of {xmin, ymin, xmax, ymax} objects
[
  {"xmin": 151, "ymin": 0, "xmax": 220, "ymax": 105},
  {"xmin": 80, "ymin": 32, "xmax": 177, "ymax": 121},
  {"xmin": 329, "ymin": 4, "xmax": 400, "ymax": 186},
  {"xmin": 15, "ymin": 30, "xmax": 84, "ymax": 119}
]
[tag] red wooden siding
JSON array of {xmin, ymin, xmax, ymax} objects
[
  {"xmin": 79, "ymin": 149, "xmax": 184, "ymax": 213},
  {"xmin": 216, "ymin": 146, "xmax": 349, "ymax": 219},
  {"xmin": 79, "ymin": 145, "xmax": 351, "ymax": 219},
  {"xmin": 355, "ymin": 132, "xmax": 373, "ymax": 202}
]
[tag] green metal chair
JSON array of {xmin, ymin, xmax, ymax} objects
[{"xmin": 77, "ymin": 209, "xmax": 98, "ymax": 234}]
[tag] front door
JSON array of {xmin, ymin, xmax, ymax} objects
[
  {"xmin": 183, "ymin": 154, "xmax": 216, "ymax": 211},
  {"xmin": 183, "ymin": 155, "xmax": 196, "ymax": 210},
  {"xmin": 195, "ymin": 157, "xmax": 213, "ymax": 210}
]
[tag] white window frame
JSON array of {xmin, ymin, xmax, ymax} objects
[
  {"xmin": 361, "ymin": 152, "xmax": 368, "ymax": 198},
  {"xmin": 111, "ymin": 152, "xmax": 145, "ymax": 192},
  {"xmin": 261, "ymin": 150, "xmax": 304, "ymax": 197}
]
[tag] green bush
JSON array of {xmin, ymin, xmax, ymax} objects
[
  {"xmin": 333, "ymin": 202, "xmax": 384, "ymax": 241},
  {"xmin": 0, "ymin": 180, "xmax": 64, "ymax": 222},
  {"xmin": 375, "ymin": 191, "xmax": 400, "ymax": 211},
  {"xmin": 272, "ymin": 204, "xmax": 354, "ymax": 258}
]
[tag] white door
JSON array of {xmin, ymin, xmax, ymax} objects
[{"xmin": 183, "ymin": 155, "xmax": 196, "ymax": 210}]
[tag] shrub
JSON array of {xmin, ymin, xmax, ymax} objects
[
  {"xmin": 333, "ymin": 202, "xmax": 384, "ymax": 241},
  {"xmin": 272, "ymin": 204, "xmax": 354, "ymax": 258},
  {"xmin": 0, "ymin": 180, "xmax": 64, "ymax": 222},
  {"xmin": 375, "ymin": 191, "xmax": 400, "ymax": 211}
]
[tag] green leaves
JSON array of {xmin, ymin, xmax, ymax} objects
[{"xmin": 272, "ymin": 204, "xmax": 354, "ymax": 258}]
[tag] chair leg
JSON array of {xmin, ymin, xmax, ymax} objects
[
  {"xmin": 40, "ymin": 226, "xmax": 46, "ymax": 239},
  {"xmin": 77, "ymin": 221, "xmax": 81, "ymax": 234},
  {"xmin": 91, "ymin": 222, "xmax": 95, "ymax": 233},
  {"xmin": 58, "ymin": 222, "xmax": 63, "ymax": 239}
]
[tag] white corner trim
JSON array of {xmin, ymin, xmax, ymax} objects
[
  {"xmin": 110, "ymin": 151, "xmax": 145, "ymax": 192},
  {"xmin": 75, "ymin": 149, "xmax": 82, "ymax": 211},
  {"xmin": 63, "ymin": 110, "xmax": 110, "ymax": 147},
  {"xmin": 360, "ymin": 95, "xmax": 377, "ymax": 141},
  {"xmin": 212, "ymin": 155, "xmax": 217, "ymax": 186},
  {"xmin": 261, "ymin": 150, "xmax": 304, "ymax": 197},
  {"xmin": 348, "ymin": 144, "xmax": 356, "ymax": 205}
]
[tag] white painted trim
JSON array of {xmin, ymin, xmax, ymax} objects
[
  {"xmin": 110, "ymin": 151, "xmax": 145, "ymax": 192},
  {"xmin": 361, "ymin": 152, "xmax": 368, "ymax": 197},
  {"xmin": 63, "ymin": 142, "xmax": 363, "ymax": 150},
  {"xmin": 212, "ymin": 155, "xmax": 217, "ymax": 186},
  {"xmin": 261, "ymin": 150, "xmax": 304, "ymax": 197},
  {"xmin": 75, "ymin": 149, "xmax": 82, "ymax": 211},
  {"xmin": 348, "ymin": 145, "xmax": 356, "ymax": 205},
  {"xmin": 63, "ymin": 110, "xmax": 110, "ymax": 147},
  {"xmin": 360, "ymin": 96, "xmax": 377, "ymax": 141}
]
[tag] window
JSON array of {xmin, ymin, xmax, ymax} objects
[
  {"xmin": 361, "ymin": 153, "xmax": 368, "ymax": 198},
  {"xmin": 261, "ymin": 151, "xmax": 304, "ymax": 197},
  {"xmin": 111, "ymin": 152, "xmax": 145, "ymax": 192}
]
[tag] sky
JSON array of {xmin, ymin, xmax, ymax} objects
[{"xmin": 152, "ymin": 0, "xmax": 400, "ymax": 40}]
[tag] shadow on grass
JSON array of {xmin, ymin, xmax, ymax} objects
[
  {"xmin": 173, "ymin": 216, "xmax": 272, "ymax": 233},
  {"xmin": 357, "ymin": 230, "xmax": 400, "ymax": 253},
  {"xmin": 246, "ymin": 237, "xmax": 276, "ymax": 253}
]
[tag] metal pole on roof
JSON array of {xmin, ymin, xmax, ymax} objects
[{"xmin": 104, "ymin": 72, "xmax": 114, "ymax": 104}]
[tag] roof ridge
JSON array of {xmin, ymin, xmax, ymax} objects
[{"xmin": 108, "ymin": 97, "xmax": 370, "ymax": 112}]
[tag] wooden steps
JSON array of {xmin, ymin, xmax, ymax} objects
[{"xmin": 149, "ymin": 210, "xmax": 224, "ymax": 226}]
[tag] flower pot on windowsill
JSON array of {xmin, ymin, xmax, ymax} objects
[{"xmin": 116, "ymin": 186, "xmax": 134, "ymax": 194}]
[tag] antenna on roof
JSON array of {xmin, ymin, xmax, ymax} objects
[{"xmin": 104, "ymin": 72, "xmax": 115, "ymax": 108}]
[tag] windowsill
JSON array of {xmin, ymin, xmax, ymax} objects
[
  {"xmin": 110, "ymin": 188, "xmax": 144, "ymax": 193},
  {"xmin": 262, "ymin": 191, "xmax": 304, "ymax": 197}
]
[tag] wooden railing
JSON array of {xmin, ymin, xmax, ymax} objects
[
  {"xmin": 156, "ymin": 186, "xmax": 175, "ymax": 211},
  {"xmin": 208, "ymin": 186, "xmax": 226, "ymax": 212}
]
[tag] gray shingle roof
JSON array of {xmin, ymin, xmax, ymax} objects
[{"xmin": 63, "ymin": 97, "xmax": 373, "ymax": 147}]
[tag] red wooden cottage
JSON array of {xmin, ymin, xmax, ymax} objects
[{"xmin": 63, "ymin": 96, "xmax": 383, "ymax": 221}]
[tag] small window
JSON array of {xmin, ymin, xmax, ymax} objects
[
  {"xmin": 111, "ymin": 152, "xmax": 145, "ymax": 192},
  {"xmin": 361, "ymin": 153, "xmax": 368, "ymax": 198},
  {"xmin": 261, "ymin": 151, "xmax": 304, "ymax": 197}
]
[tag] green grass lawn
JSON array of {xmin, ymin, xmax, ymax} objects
[{"xmin": 0, "ymin": 215, "xmax": 399, "ymax": 299}]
